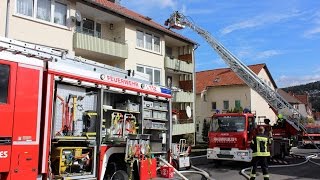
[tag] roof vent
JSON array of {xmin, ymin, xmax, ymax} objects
[
  {"xmin": 214, "ymin": 78, "xmax": 220, "ymax": 82},
  {"xmin": 144, "ymin": 16, "xmax": 152, "ymax": 21}
]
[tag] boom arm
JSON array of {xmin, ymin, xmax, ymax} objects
[{"xmin": 166, "ymin": 11, "xmax": 305, "ymax": 131}]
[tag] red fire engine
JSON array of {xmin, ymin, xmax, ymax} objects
[
  {"xmin": 0, "ymin": 37, "xmax": 180, "ymax": 180},
  {"xmin": 165, "ymin": 11, "xmax": 313, "ymax": 162},
  {"xmin": 302, "ymin": 124, "xmax": 320, "ymax": 148},
  {"xmin": 207, "ymin": 112, "xmax": 300, "ymax": 162},
  {"xmin": 207, "ymin": 113, "xmax": 255, "ymax": 162}
]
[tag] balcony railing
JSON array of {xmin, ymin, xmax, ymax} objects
[
  {"xmin": 172, "ymin": 91, "xmax": 194, "ymax": 103},
  {"xmin": 173, "ymin": 122, "xmax": 195, "ymax": 135},
  {"xmin": 73, "ymin": 32, "xmax": 128, "ymax": 59},
  {"xmin": 179, "ymin": 80, "xmax": 193, "ymax": 92},
  {"xmin": 164, "ymin": 56, "xmax": 193, "ymax": 73},
  {"xmin": 178, "ymin": 54, "xmax": 192, "ymax": 63}
]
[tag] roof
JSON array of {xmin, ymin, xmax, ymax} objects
[
  {"xmin": 88, "ymin": 0, "xmax": 196, "ymax": 44},
  {"xmin": 196, "ymin": 63, "xmax": 277, "ymax": 94},
  {"xmin": 294, "ymin": 94, "xmax": 308, "ymax": 105},
  {"xmin": 277, "ymin": 89, "xmax": 302, "ymax": 104}
]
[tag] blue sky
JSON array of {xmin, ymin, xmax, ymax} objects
[{"xmin": 122, "ymin": 0, "xmax": 320, "ymax": 87}]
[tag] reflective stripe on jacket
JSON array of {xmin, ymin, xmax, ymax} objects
[{"xmin": 250, "ymin": 134, "xmax": 270, "ymax": 157}]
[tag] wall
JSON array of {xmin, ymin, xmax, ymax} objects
[
  {"xmin": 7, "ymin": 0, "xmax": 76, "ymax": 52},
  {"xmin": 0, "ymin": 0, "xmax": 8, "ymax": 37},
  {"xmin": 250, "ymin": 68, "xmax": 277, "ymax": 125},
  {"xmin": 124, "ymin": 22, "xmax": 165, "ymax": 86}
]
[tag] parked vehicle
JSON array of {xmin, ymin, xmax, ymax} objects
[{"xmin": 0, "ymin": 37, "xmax": 185, "ymax": 180}]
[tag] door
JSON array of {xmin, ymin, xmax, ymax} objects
[
  {"xmin": 0, "ymin": 60, "xmax": 17, "ymax": 137},
  {"xmin": 0, "ymin": 60, "xmax": 17, "ymax": 172}
]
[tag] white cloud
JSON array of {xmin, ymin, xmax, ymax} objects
[
  {"xmin": 220, "ymin": 11, "xmax": 303, "ymax": 35},
  {"xmin": 256, "ymin": 50, "xmax": 283, "ymax": 59},
  {"xmin": 303, "ymin": 26, "xmax": 320, "ymax": 38},
  {"xmin": 276, "ymin": 74, "xmax": 320, "ymax": 88}
]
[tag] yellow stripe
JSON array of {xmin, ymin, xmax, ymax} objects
[{"xmin": 263, "ymin": 174, "xmax": 270, "ymax": 177}]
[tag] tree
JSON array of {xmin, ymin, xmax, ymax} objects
[{"xmin": 202, "ymin": 119, "xmax": 210, "ymax": 142}]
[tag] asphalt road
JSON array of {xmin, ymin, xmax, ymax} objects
[{"xmin": 183, "ymin": 147, "xmax": 320, "ymax": 180}]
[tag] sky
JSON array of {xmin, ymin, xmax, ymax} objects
[{"xmin": 122, "ymin": 0, "xmax": 320, "ymax": 88}]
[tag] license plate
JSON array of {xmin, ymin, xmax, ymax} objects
[{"xmin": 220, "ymin": 150, "xmax": 230, "ymax": 155}]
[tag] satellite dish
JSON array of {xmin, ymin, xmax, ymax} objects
[
  {"xmin": 75, "ymin": 10, "xmax": 82, "ymax": 22},
  {"xmin": 186, "ymin": 106, "xmax": 192, "ymax": 118}
]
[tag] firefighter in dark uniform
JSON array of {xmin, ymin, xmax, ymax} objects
[{"xmin": 250, "ymin": 126, "xmax": 271, "ymax": 180}]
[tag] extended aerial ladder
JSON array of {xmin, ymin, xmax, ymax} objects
[{"xmin": 165, "ymin": 11, "xmax": 306, "ymax": 132}]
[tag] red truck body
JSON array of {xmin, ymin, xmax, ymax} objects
[
  {"xmin": 207, "ymin": 113, "xmax": 255, "ymax": 162},
  {"xmin": 0, "ymin": 37, "xmax": 174, "ymax": 180},
  {"xmin": 302, "ymin": 124, "xmax": 320, "ymax": 147},
  {"xmin": 207, "ymin": 112, "xmax": 299, "ymax": 162}
]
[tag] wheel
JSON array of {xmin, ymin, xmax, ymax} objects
[
  {"xmin": 171, "ymin": 159, "xmax": 179, "ymax": 170},
  {"xmin": 110, "ymin": 170, "xmax": 129, "ymax": 180},
  {"xmin": 185, "ymin": 159, "xmax": 192, "ymax": 170}
]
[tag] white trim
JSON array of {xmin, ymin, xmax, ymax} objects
[
  {"xmin": 14, "ymin": 0, "xmax": 71, "ymax": 30},
  {"xmin": 13, "ymin": 141, "xmax": 39, "ymax": 145},
  {"xmin": 100, "ymin": 147, "xmax": 125, "ymax": 180},
  {"xmin": 41, "ymin": 74, "xmax": 52, "ymax": 173},
  {"xmin": 18, "ymin": 63, "xmax": 43, "ymax": 70},
  {"xmin": 36, "ymin": 67, "xmax": 43, "ymax": 144},
  {"xmin": 136, "ymin": 64, "xmax": 161, "ymax": 85},
  {"xmin": 0, "ymin": 51, "xmax": 44, "ymax": 67},
  {"xmin": 135, "ymin": 29, "xmax": 162, "ymax": 54}
]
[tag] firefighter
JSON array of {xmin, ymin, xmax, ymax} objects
[
  {"xmin": 250, "ymin": 126, "xmax": 271, "ymax": 180},
  {"xmin": 276, "ymin": 114, "xmax": 284, "ymax": 128}
]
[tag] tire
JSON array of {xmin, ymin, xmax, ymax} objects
[
  {"xmin": 110, "ymin": 170, "xmax": 129, "ymax": 180},
  {"xmin": 171, "ymin": 159, "xmax": 179, "ymax": 170}
]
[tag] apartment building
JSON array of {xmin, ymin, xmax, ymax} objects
[
  {"xmin": 195, "ymin": 64, "xmax": 277, "ymax": 142},
  {"xmin": 0, "ymin": 0, "xmax": 196, "ymax": 140}
]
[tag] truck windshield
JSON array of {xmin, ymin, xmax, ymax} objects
[
  {"xmin": 306, "ymin": 127, "xmax": 320, "ymax": 134},
  {"xmin": 210, "ymin": 116, "xmax": 245, "ymax": 132}
]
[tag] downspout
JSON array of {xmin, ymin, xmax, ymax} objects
[
  {"xmin": 5, "ymin": 0, "xmax": 10, "ymax": 37},
  {"xmin": 192, "ymin": 43, "xmax": 199, "ymax": 145}
]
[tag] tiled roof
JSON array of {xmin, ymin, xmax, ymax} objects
[
  {"xmin": 294, "ymin": 94, "xmax": 308, "ymax": 105},
  {"xmin": 277, "ymin": 89, "xmax": 302, "ymax": 104},
  {"xmin": 90, "ymin": 0, "xmax": 196, "ymax": 44},
  {"xmin": 196, "ymin": 64, "xmax": 275, "ymax": 94}
]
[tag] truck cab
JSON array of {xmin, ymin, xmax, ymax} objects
[{"xmin": 207, "ymin": 113, "xmax": 255, "ymax": 162}]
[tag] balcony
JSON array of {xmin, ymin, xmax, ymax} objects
[
  {"xmin": 73, "ymin": 32, "xmax": 128, "ymax": 59},
  {"xmin": 164, "ymin": 56, "xmax": 193, "ymax": 73},
  {"xmin": 173, "ymin": 122, "xmax": 195, "ymax": 135},
  {"xmin": 179, "ymin": 80, "xmax": 193, "ymax": 92},
  {"xmin": 172, "ymin": 91, "xmax": 194, "ymax": 103}
]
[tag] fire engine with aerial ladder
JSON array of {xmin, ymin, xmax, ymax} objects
[
  {"xmin": 165, "ymin": 11, "xmax": 320, "ymax": 164},
  {"xmin": 0, "ymin": 36, "xmax": 209, "ymax": 180}
]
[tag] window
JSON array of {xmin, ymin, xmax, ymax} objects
[
  {"xmin": 16, "ymin": 0, "xmax": 68, "ymax": 26},
  {"xmin": 54, "ymin": 2, "xmax": 67, "ymax": 25},
  {"xmin": 37, "ymin": 0, "xmax": 51, "ymax": 22},
  {"xmin": 165, "ymin": 46, "xmax": 173, "ymax": 57},
  {"xmin": 0, "ymin": 65, "xmax": 10, "ymax": 104},
  {"xmin": 137, "ymin": 65, "xmax": 161, "ymax": 85},
  {"xmin": 136, "ymin": 30, "xmax": 144, "ymax": 48},
  {"xmin": 145, "ymin": 33, "xmax": 152, "ymax": 50},
  {"xmin": 136, "ymin": 30, "xmax": 161, "ymax": 53},
  {"xmin": 223, "ymin": 100, "xmax": 229, "ymax": 110},
  {"xmin": 211, "ymin": 102, "xmax": 217, "ymax": 110},
  {"xmin": 17, "ymin": 0, "xmax": 33, "ymax": 17},
  {"xmin": 235, "ymin": 100, "xmax": 241, "ymax": 109},
  {"xmin": 154, "ymin": 36, "xmax": 160, "ymax": 52},
  {"xmin": 76, "ymin": 19, "xmax": 101, "ymax": 38}
]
